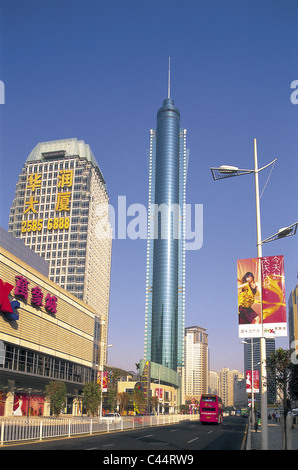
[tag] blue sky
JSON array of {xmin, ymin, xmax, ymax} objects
[{"xmin": 0, "ymin": 0, "xmax": 297, "ymax": 373}]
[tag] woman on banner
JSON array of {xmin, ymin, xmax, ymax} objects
[{"xmin": 238, "ymin": 272, "xmax": 261, "ymax": 324}]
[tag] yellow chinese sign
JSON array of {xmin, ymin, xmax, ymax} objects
[{"xmin": 22, "ymin": 169, "xmax": 73, "ymax": 233}]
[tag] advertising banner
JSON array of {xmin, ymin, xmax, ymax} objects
[
  {"xmin": 237, "ymin": 256, "xmax": 287, "ymax": 338},
  {"xmin": 261, "ymin": 255, "xmax": 287, "ymax": 337},
  {"xmin": 245, "ymin": 370, "xmax": 259, "ymax": 393},
  {"xmin": 97, "ymin": 371, "xmax": 108, "ymax": 392},
  {"xmin": 237, "ymin": 258, "xmax": 262, "ymax": 338}
]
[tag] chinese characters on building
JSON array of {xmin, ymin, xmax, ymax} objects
[{"xmin": 21, "ymin": 169, "xmax": 73, "ymax": 233}]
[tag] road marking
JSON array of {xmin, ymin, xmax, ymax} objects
[
  {"xmin": 136, "ymin": 434, "xmax": 153, "ymax": 440},
  {"xmin": 86, "ymin": 447, "xmax": 99, "ymax": 450},
  {"xmin": 102, "ymin": 443, "xmax": 115, "ymax": 447},
  {"xmin": 207, "ymin": 430, "xmax": 213, "ymax": 434},
  {"xmin": 187, "ymin": 437, "xmax": 199, "ymax": 443},
  {"xmin": 170, "ymin": 429, "xmax": 179, "ymax": 432}
]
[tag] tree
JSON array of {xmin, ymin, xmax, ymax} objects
[
  {"xmin": 45, "ymin": 381, "xmax": 66, "ymax": 417},
  {"xmin": 83, "ymin": 382, "xmax": 101, "ymax": 416},
  {"xmin": 117, "ymin": 392, "xmax": 130, "ymax": 415},
  {"xmin": 133, "ymin": 388, "xmax": 146, "ymax": 414},
  {"xmin": 267, "ymin": 348, "xmax": 292, "ymax": 449}
]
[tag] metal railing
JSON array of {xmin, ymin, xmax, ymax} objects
[{"xmin": 0, "ymin": 414, "xmax": 200, "ymax": 445}]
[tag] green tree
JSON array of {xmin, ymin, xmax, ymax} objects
[
  {"xmin": 45, "ymin": 381, "xmax": 66, "ymax": 417},
  {"xmin": 117, "ymin": 392, "xmax": 130, "ymax": 415},
  {"xmin": 83, "ymin": 382, "xmax": 101, "ymax": 416},
  {"xmin": 267, "ymin": 348, "xmax": 293, "ymax": 449},
  {"xmin": 133, "ymin": 388, "xmax": 146, "ymax": 414}
]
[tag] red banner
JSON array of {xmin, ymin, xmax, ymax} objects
[
  {"xmin": 261, "ymin": 255, "xmax": 287, "ymax": 336},
  {"xmin": 246, "ymin": 370, "xmax": 259, "ymax": 393}
]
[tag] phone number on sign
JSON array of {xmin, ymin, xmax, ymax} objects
[{"xmin": 21, "ymin": 217, "xmax": 70, "ymax": 233}]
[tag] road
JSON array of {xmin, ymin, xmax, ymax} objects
[{"xmin": 1, "ymin": 416, "xmax": 247, "ymax": 451}]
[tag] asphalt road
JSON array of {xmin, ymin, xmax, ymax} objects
[{"xmin": 1, "ymin": 416, "xmax": 247, "ymax": 451}]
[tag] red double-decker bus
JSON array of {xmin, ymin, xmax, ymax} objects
[{"xmin": 199, "ymin": 394, "xmax": 223, "ymax": 424}]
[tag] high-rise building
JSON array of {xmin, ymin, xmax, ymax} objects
[
  {"xmin": 8, "ymin": 138, "xmax": 112, "ymax": 364},
  {"xmin": 243, "ymin": 338, "xmax": 276, "ymax": 404},
  {"xmin": 144, "ymin": 65, "xmax": 189, "ymax": 374},
  {"xmin": 218, "ymin": 368, "xmax": 242, "ymax": 407},
  {"xmin": 289, "ymin": 284, "xmax": 298, "ymax": 355},
  {"xmin": 184, "ymin": 326, "xmax": 208, "ymax": 400}
]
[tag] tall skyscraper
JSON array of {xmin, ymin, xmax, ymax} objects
[
  {"xmin": 184, "ymin": 326, "xmax": 209, "ymax": 400},
  {"xmin": 144, "ymin": 63, "xmax": 189, "ymax": 373},
  {"xmin": 8, "ymin": 138, "xmax": 112, "ymax": 364}
]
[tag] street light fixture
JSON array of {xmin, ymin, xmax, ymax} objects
[
  {"xmin": 99, "ymin": 343, "xmax": 113, "ymax": 418},
  {"xmin": 261, "ymin": 222, "xmax": 298, "ymax": 245},
  {"xmin": 240, "ymin": 340, "xmax": 258, "ymax": 428},
  {"xmin": 210, "ymin": 138, "xmax": 279, "ymax": 450}
]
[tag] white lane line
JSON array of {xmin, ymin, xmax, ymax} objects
[
  {"xmin": 170, "ymin": 429, "xmax": 180, "ymax": 432},
  {"xmin": 136, "ymin": 434, "xmax": 153, "ymax": 440},
  {"xmin": 187, "ymin": 437, "xmax": 199, "ymax": 443}
]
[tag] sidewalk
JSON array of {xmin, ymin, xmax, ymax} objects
[{"xmin": 248, "ymin": 422, "xmax": 298, "ymax": 450}]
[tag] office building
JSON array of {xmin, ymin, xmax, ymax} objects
[
  {"xmin": 144, "ymin": 68, "xmax": 189, "ymax": 374},
  {"xmin": 8, "ymin": 138, "xmax": 112, "ymax": 365},
  {"xmin": 208, "ymin": 371, "xmax": 219, "ymax": 395},
  {"xmin": 289, "ymin": 285, "xmax": 298, "ymax": 355},
  {"xmin": 184, "ymin": 326, "xmax": 208, "ymax": 400},
  {"xmin": 243, "ymin": 338, "xmax": 276, "ymax": 404},
  {"xmin": 218, "ymin": 368, "xmax": 242, "ymax": 407}
]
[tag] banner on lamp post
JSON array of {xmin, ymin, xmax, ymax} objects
[
  {"xmin": 261, "ymin": 255, "xmax": 287, "ymax": 337},
  {"xmin": 97, "ymin": 371, "xmax": 108, "ymax": 392},
  {"xmin": 237, "ymin": 256, "xmax": 287, "ymax": 338},
  {"xmin": 246, "ymin": 370, "xmax": 259, "ymax": 393},
  {"xmin": 237, "ymin": 257, "xmax": 262, "ymax": 338}
]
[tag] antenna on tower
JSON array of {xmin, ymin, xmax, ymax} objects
[{"xmin": 168, "ymin": 56, "xmax": 171, "ymax": 98}]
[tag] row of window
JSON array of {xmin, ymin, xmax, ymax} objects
[{"xmin": 2, "ymin": 344, "xmax": 95, "ymax": 384}]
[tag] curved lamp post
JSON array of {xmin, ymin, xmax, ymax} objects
[{"xmin": 210, "ymin": 138, "xmax": 297, "ymax": 450}]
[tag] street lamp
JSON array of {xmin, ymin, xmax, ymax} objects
[
  {"xmin": 99, "ymin": 343, "xmax": 113, "ymax": 418},
  {"xmin": 261, "ymin": 222, "xmax": 298, "ymax": 245},
  {"xmin": 240, "ymin": 340, "xmax": 258, "ymax": 428},
  {"xmin": 210, "ymin": 138, "xmax": 281, "ymax": 450}
]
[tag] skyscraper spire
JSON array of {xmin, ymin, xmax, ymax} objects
[{"xmin": 168, "ymin": 56, "xmax": 171, "ymax": 98}]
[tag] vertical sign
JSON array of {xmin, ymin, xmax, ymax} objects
[
  {"xmin": 261, "ymin": 255, "xmax": 287, "ymax": 337},
  {"xmin": 238, "ymin": 256, "xmax": 287, "ymax": 338},
  {"xmin": 246, "ymin": 370, "xmax": 260, "ymax": 393},
  {"xmin": 237, "ymin": 258, "xmax": 262, "ymax": 338}
]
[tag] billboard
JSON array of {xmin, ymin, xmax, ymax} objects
[{"xmin": 237, "ymin": 256, "xmax": 286, "ymax": 338}]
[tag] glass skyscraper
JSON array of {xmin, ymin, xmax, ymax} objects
[{"xmin": 144, "ymin": 86, "xmax": 189, "ymax": 373}]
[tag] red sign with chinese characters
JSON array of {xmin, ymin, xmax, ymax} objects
[{"xmin": 0, "ymin": 275, "xmax": 58, "ymax": 320}]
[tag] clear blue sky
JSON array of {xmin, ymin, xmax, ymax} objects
[{"xmin": 0, "ymin": 0, "xmax": 297, "ymax": 373}]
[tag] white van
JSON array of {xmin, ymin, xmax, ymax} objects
[{"xmin": 100, "ymin": 413, "xmax": 121, "ymax": 422}]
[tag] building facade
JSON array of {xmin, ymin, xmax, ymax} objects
[
  {"xmin": 144, "ymin": 90, "xmax": 189, "ymax": 374},
  {"xmin": 184, "ymin": 326, "xmax": 208, "ymax": 401},
  {"xmin": 8, "ymin": 138, "xmax": 112, "ymax": 365},
  {"xmin": 243, "ymin": 337, "xmax": 276, "ymax": 404},
  {"xmin": 289, "ymin": 285, "xmax": 298, "ymax": 355},
  {"xmin": 218, "ymin": 368, "xmax": 243, "ymax": 407},
  {"xmin": 0, "ymin": 230, "xmax": 98, "ymax": 416}
]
